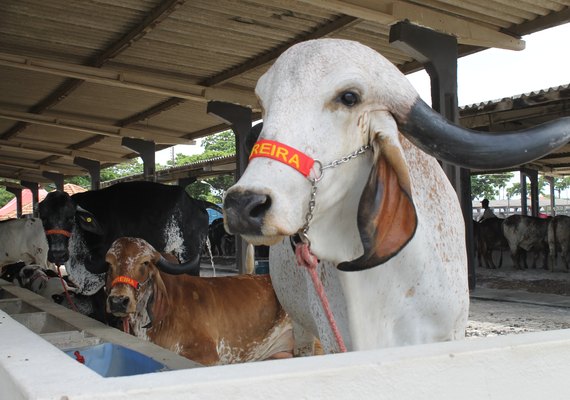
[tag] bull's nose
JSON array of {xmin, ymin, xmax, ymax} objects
[
  {"xmin": 224, "ymin": 190, "xmax": 271, "ymax": 234},
  {"xmin": 107, "ymin": 295, "xmax": 130, "ymax": 315},
  {"xmin": 48, "ymin": 250, "xmax": 69, "ymax": 264}
]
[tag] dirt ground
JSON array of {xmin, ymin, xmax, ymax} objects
[{"xmin": 467, "ymin": 253, "xmax": 570, "ymax": 338}]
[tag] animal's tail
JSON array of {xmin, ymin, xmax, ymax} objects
[{"xmin": 245, "ymin": 243, "xmax": 255, "ymax": 274}]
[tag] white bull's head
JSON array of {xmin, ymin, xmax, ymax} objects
[{"xmin": 224, "ymin": 39, "xmax": 570, "ymax": 268}]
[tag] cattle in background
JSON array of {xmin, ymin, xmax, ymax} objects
[
  {"xmin": 0, "ymin": 218, "xmax": 50, "ymax": 270},
  {"xmin": 0, "ymin": 262, "xmax": 108, "ymax": 322},
  {"xmin": 503, "ymin": 215, "xmax": 549, "ymax": 270},
  {"xmin": 106, "ymin": 237, "xmax": 293, "ymax": 366},
  {"xmin": 38, "ymin": 181, "xmax": 209, "ymax": 296},
  {"xmin": 475, "ymin": 218, "xmax": 508, "ymax": 269},
  {"xmin": 207, "ymin": 218, "xmax": 235, "ymax": 256},
  {"xmin": 547, "ymin": 215, "xmax": 570, "ymax": 272}
]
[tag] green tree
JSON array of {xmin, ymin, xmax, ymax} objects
[
  {"xmin": 506, "ymin": 177, "xmax": 548, "ymax": 199},
  {"xmin": 470, "ymin": 173, "xmax": 513, "ymax": 200},
  {"xmin": 553, "ymin": 177, "xmax": 570, "ymax": 198},
  {"xmin": 176, "ymin": 130, "xmax": 236, "ymax": 203},
  {"xmin": 101, "ymin": 159, "xmax": 144, "ymax": 181},
  {"xmin": 0, "ymin": 186, "xmax": 13, "ymax": 208},
  {"xmin": 66, "ymin": 175, "xmax": 91, "ymax": 189},
  {"xmin": 202, "ymin": 130, "xmax": 235, "ymax": 154}
]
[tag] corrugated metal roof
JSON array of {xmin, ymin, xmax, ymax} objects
[
  {"xmin": 0, "ymin": 0, "xmax": 568, "ymax": 184},
  {"xmin": 459, "ymin": 83, "xmax": 570, "ymax": 174}
]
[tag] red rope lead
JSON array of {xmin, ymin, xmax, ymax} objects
[
  {"xmin": 295, "ymin": 243, "xmax": 347, "ymax": 353},
  {"xmin": 56, "ymin": 265, "xmax": 78, "ymax": 312}
]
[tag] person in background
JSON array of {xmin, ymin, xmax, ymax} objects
[{"xmin": 479, "ymin": 198, "xmax": 497, "ymax": 221}]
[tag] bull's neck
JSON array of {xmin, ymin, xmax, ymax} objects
[{"xmin": 305, "ymin": 156, "xmax": 371, "ymax": 265}]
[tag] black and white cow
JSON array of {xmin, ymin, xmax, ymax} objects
[
  {"xmin": 208, "ymin": 218, "xmax": 235, "ymax": 256},
  {"xmin": 38, "ymin": 181, "xmax": 209, "ymax": 295}
]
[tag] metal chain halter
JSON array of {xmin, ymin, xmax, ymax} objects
[{"xmin": 299, "ymin": 145, "xmax": 371, "ymax": 245}]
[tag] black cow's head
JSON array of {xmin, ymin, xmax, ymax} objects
[{"xmin": 38, "ymin": 191, "xmax": 103, "ymax": 265}]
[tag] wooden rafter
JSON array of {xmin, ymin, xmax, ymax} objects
[
  {"xmin": 0, "ymin": 0, "xmax": 185, "ymax": 144},
  {"xmin": 0, "ymin": 109, "xmax": 193, "ymax": 145}
]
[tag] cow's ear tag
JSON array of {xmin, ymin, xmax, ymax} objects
[{"xmin": 76, "ymin": 207, "xmax": 103, "ymax": 235}]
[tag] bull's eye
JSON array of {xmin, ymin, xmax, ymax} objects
[{"xmin": 339, "ymin": 91, "xmax": 359, "ymax": 107}]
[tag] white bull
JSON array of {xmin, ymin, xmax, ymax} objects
[
  {"xmin": 0, "ymin": 218, "xmax": 49, "ymax": 270},
  {"xmin": 224, "ymin": 39, "xmax": 570, "ymax": 353}
]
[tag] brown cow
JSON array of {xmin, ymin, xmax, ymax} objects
[{"xmin": 105, "ymin": 237, "xmax": 293, "ymax": 366}]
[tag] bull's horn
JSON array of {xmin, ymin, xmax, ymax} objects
[
  {"xmin": 155, "ymin": 254, "xmax": 200, "ymax": 276},
  {"xmin": 398, "ymin": 98, "xmax": 570, "ymax": 170}
]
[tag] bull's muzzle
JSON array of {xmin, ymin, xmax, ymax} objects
[
  {"xmin": 224, "ymin": 190, "xmax": 271, "ymax": 235},
  {"xmin": 107, "ymin": 295, "xmax": 131, "ymax": 315},
  {"xmin": 47, "ymin": 249, "xmax": 69, "ymax": 265}
]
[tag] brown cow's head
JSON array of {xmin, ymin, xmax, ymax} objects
[{"xmin": 105, "ymin": 237, "xmax": 169, "ymax": 323}]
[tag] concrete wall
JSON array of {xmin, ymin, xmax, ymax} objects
[{"xmin": 2, "ymin": 302, "xmax": 570, "ymax": 399}]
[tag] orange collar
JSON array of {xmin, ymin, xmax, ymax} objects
[
  {"xmin": 111, "ymin": 276, "xmax": 140, "ymax": 290},
  {"xmin": 249, "ymin": 139, "xmax": 315, "ymax": 177},
  {"xmin": 45, "ymin": 229, "xmax": 72, "ymax": 238}
]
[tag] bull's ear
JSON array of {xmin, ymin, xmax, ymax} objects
[
  {"xmin": 338, "ymin": 114, "xmax": 417, "ymax": 272},
  {"xmin": 75, "ymin": 205, "xmax": 103, "ymax": 235},
  {"xmin": 149, "ymin": 264, "xmax": 170, "ymax": 324}
]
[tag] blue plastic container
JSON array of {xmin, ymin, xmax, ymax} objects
[
  {"xmin": 65, "ymin": 343, "xmax": 170, "ymax": 377},
  {"xmin": 207, "ymin": 208, "xmax": 223, "ymax": 224},
  {"xmin": 255, "ymin": 260, "xmax": 270, "ymax": 275}
]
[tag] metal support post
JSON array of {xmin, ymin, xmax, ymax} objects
[
  {"xmin": 21, "ymin": 181, "xmax": 39, "ymax": 217},
  {"xmin": 520, "ymin": 168, "xmax": 539, "ymax": 216},
  {"xmin": 121, "ymin": 137, "xmax": 156, "ymax": 181},
  {"xmin": 42, "ymin": 172, "xmax": 64, "ymax": 191},
  {"xmin": 74, "ymin": 157, "xmax": 101, "ymax": 190},
  {"xmin": 207, "ymin": 101, "xmax": 253, "ymax": 274},
  {"xmin": 390, "ymin": 21, "xmax": 476, "ymax": 289},
  {"xmin": 546, "ymin": 176, "xmax": 556, "ymax": 216},
  {"xmin": 6, "ymin": 187, "xmax": 22, "ymax": 218}
]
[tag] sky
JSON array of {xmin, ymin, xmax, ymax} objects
[
  {"xmin": 407, "ymin": 22, "xmax": 570, "ymax": 106},
  {"xmin": 156, "ymin": 22, "xmax": 570, "ymax": 164}
]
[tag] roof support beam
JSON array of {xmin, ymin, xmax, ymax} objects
[
  {"xmin": 121, "ymin": 138, "xmax": 156, "ymax": 181},
  {"xmin": 0, "ymin": 157, "xmax": 85, "ymax": 176},
  {"xmin": 0, "ymin": 172, "xmax": 52, "ymax": 184},
  {"xmin": 21, "ymin": 180, "xmax": 40, "ymax": 217},
  {"xmin": 297, "ymin": 0, "xmax": 525, "ymax": 50},
  {"xmin": 0, "ymin": 53, "xmax": 259, "ymax": 108},
  {"xmin": 0, "ymin": 138, "xmax": 126, "ymax": 163},
  {"xmin": 74, "ymin": 157, "xmax": 101, "ymax": 190},
  {"xmin": 42, "ymin": 172, "xmax": 64, "ymax": 191},
  {"xmin": 6, "ymin": 187, "xmax": 23, "ymax": 218},
  {"xmin": 0, "ymin": 109, "xmax": 191, "ymax": 145}
]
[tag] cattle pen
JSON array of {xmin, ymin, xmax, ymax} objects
[{"xmin": 2, "ymin": 262, "xmax": 570, "ymax": 399}]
